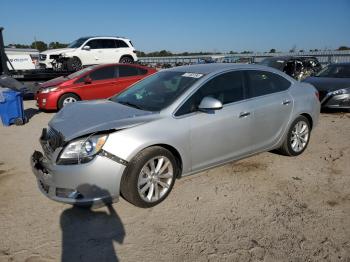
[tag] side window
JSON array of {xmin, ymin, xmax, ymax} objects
[
  {"xmin": 101, "ymin": 39, "xmax": 117, "ymax": 48},
  {"xmin": 116, "ymin": 40, "xmax": 129, "ymax": 48},
  {"xmin": 85, "ymin": 40, "xmax": 103, "ymax": 49},
  {"xmin": 119, "ymin": 66, "xmax": 140, "ymax": 77},
  {"xmin": 175, "ymin": 71, "xmax": 245, "ymax": 116},
  {"xmin": 246, "ymin": 70, "xmax": 290, "ymax": 98},
  {"xmin": 89, "ymin": 66, "xmax": 116, "ymax": 81}
]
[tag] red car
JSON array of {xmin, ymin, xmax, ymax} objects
[{"xmin": 35, "ymin": 64, "xmax": 156, "ymax": 110}]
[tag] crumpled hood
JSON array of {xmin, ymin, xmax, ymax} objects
[
  {"xmin": 41, "ymin": 48, "xmax": 76, "ymax": 56},
  {"xmin": 303, "ymin": 77, "xmax": 350, "ymax": 92},
  {"xmin": 49, "ymin": 100, "xmax": 159, "ymax": 141},
  {"xmin": 40, "ymin": 76, "xmax": 68, "ymax": 88}
]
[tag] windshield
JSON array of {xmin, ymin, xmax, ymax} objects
[
  {"xmin": 316, "ymin": 65, "xmax": 350, "ymax": 78},
  {"xmin": 110, "ymin": 71, "xmax": 205, "ymax": 111},
  {"xmin": 66, "ymin": 66, "xmax": 97, "ymax": 79},
  {"xmin": 260, "ymin": 58, "xmax": 286, "ymax": 70},
  {"xmin": 67, "ymin": 37, "xmax": 90, "ymax": 48}
]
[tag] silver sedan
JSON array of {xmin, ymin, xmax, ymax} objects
[{"xmin": 31, "ymin": 64, "xmax": 320, "ymax": 208}]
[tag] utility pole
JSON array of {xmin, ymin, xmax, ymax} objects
[{"xmin": 34, "ymin": 36, "xmax": 38, "ymax": 50}]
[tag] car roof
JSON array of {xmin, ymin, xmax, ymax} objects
[
  {"xmin": 82, "ymin": 36, "xmax": 130, "ymax": 40},
  {"xmin": 166, "ymin": 63, "xmax": 276, "ymax": 74}
]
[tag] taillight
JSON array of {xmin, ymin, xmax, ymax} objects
[{"xmin": 315, "ymin": 91, "xmax": 320, "ymax": 100}]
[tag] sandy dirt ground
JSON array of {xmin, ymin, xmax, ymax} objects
[{"xmin": 0, "ymin": 100, "xmax": 349, "ymax": 262}]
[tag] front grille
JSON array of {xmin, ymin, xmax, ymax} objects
[
  {"xmin": 40, "ymin": 128, "xmax": 64, "ymax": 157},
  {"xmin": 47, "ymin": 128, "xmax": 63, "ymax": 150}
]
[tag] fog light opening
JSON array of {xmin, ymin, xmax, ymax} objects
[{"xmin": 56, "ymin": 188, "xmax": 83, "ymax": 199}]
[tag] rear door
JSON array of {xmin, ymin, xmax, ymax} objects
[
  {"xmin": 78, "ymin": 65, "xmax": 117, "ymax": 100},
  {"xmin": 244, "ymin": 70, "xmax": 293, "ymax": 150},
  {"xmin": 99, "ymin": 39, "xmax": 117, "ymax": 63}
]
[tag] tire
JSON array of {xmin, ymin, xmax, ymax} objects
[
  {"xmin": 119, "ymin": 56, "xmax": 134, "ymax": 64},
  {"xmin": 14, "ymin": 118, "xmax": 24, "ymax": 126},
  {"xmin": 57, "ymin": 93, "xmax": 80, "ymax": 110},
  {"xmin": 67, "ymin": 57, "xmax": 82, "ymax": 71},
  {"xmin": 120, "ymin": 146, "xmax": 178, "ymax": 208},
  {"xmin": 278, "ymin": 115, "xmax": 311, "ymax": 156}
]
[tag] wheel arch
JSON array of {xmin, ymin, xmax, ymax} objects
[
  {"xmin": 127, "ymin": 143, "xmax": 183, "ymax": 178},
  {"xmin": 300, "ymin": 113, "xmax": 313, "ymax": 130}
]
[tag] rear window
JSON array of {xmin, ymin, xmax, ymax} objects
[
  {"xmin": 246, "ymin": 70, "xmax": 291, "ymax": 98},
  {"xmin": 119, "ymin": 66, "xmax": 140, "ymax": 77},
  {"xmin": 89, "ymin": 66, "xmax": 116, "ymax": 80},
  {"xmin": 116, "ymin": 40, "xmax": 129, "ymax": 48}
]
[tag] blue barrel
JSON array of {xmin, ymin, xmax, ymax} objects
[{"xmin": 0, "ymin": 88, "xmax": 25, "ymax": 126}]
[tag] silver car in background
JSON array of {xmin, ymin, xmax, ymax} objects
[{"xmin": 31, "ymin": 64, "xmax": 320, "ymax": 208}]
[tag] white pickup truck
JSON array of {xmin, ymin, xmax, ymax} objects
[{"xmin": 5, "ymin": 48, "xmax": 39, "ymax": 70}]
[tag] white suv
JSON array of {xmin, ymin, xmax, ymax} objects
[{"xmin": 39, "ymin": 36, "xmax": 138, "ymax": 71}]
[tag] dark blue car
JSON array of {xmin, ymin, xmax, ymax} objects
[{"xmin": 303, "ymin": 63, "xmax": 350, "ymax": 110}]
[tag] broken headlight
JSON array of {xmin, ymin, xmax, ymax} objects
[{"xmin": 58, "ymin": 134, "xmax": 108, "ymax": 164}]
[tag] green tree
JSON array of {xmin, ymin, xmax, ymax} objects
[
  {"xmin": 338, "ymin": 46, "xmax": 350, "ymax": 51},
  {"xmin": 31, "ymin": 41, "xmax": 47, "ymax": 52},
  {"xmin": 48, "ymin": 42, "xmax": 68, "ymax": 49},
  {"xmin": 269, "ymin": 48, "xmax": 276, "ymax": 53}
]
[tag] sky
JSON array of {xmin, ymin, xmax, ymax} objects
[{"xmin": 1, "ymin": 0, "xmax": 350, "ymax": 53}]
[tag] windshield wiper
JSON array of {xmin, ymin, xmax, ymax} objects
[{"xmin": 118, "ymin": 101, "xmax": 144, "ymax": 110}]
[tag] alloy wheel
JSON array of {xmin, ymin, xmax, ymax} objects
[
  {"xmin": 137, "ymin": 156, "xmax": 174, "ymax": 203},
  {"xmin": 63, "ymin": 97, "xmax": 77, "ymax": 106},
  {"xmin": 290, "ymin": 120, "xmax": 309, "ymax": 152}
]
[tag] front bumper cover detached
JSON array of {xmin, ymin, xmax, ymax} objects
[{"xmin": 31, "ymin": 150, "xmax": 127, "ymax": 207}]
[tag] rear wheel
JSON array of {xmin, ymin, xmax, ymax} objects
[
  {"xmin": 120, "ymin": 146, "xmax": 178, "ymax": 208},
  {"xmin": 279, "ymin": 115, "xmax": 311, "ymax": 156},
  {"xmin": 119, "ymin": 56, "xmax": 134, "ymax": 64},
  {"xmin": 57, "ymin": 93, "xmax": 80, "ymax": 110}
]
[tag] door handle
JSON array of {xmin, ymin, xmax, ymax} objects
[
  {"xmin": 282, "ymin": 99, "xmax": 291, "ymax": 105},
  {"xmin": 239, "ymin": 112, "xmax": 250, "ymax": 118}
]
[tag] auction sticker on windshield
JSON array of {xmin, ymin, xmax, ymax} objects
[{"xmin": 182, "ymin": 73, "xmax": 203, "ymax": 78}]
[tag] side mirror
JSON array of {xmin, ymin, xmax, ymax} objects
[
  {"xmin": 82, "ymin": 45, "xmax": 90, "ymax": 51},
  {"xmin": 198, "ymin": 96, "xmax": 223, "ymax": 111},
  {"xmin": 84, "ymin": 76, "xmax": 92, "ymax": 84}
]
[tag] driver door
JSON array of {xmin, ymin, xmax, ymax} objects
[
  {"xmin": 175, "ymin": 71, "xmax": 255, "ymax": 172},
  {"xmin": 82, "ymin": 39, "xmax": 104, "ymax": 65},
  {"xmin": 79, "ymin": 65, "xmax": 117, "ymax": 100}
]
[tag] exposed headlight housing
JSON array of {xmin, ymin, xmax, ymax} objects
[
  {"xmin": 58, "ymin": 134, "xmax": 108, "ymax": 164},
  {"xmin": 40, "ymin": 87, "xmax": 58, "ymax": 93},
  {"xmin": 330, "ymin": 88, "xmax": 350, "ymax": 96}
]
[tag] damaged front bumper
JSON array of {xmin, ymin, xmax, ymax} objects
[{"xmin": 31, "ymin": 150, "xmax": 126, "ymax": 207}]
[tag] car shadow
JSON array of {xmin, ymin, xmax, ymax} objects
[
  {"xmin": 24, "ymin": 108, "xmax": 41, "ymax": 121},
  {"xmin": 60, "ymin": 185, "xmax": 125, "ymax": 262}
]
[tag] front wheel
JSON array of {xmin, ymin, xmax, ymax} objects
[
  {"xmin": 57, "ymin": 93, "xmax": 80, "ymax": 110},
  {"xmin": 120, "ymin": 146, "xmax": 178, "ymax": 208},
  {"xmin": 278, "ymin": 115, "xmax": 311, "ymax": 156},
  {"xmin": 67, "ymin": 57, "xmax": 82, "ymax": 71}
]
